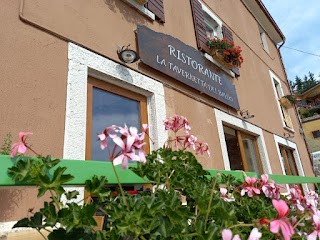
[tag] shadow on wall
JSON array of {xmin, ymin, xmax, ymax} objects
[
  {"xmin": 0, "ymin": 188, "xmax": 50, "ymax": 222},
  {"xmin": 103, "ymin": 0, "xmax": 149, "ymax": 25},
  {"xmin": 0, "ymin": 189, "xmax": 23, "ymax": 222}
]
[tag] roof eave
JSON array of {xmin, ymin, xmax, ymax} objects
[{"xmin": 241, "ymin": 0, "xmax": 285, "ymax": 45}]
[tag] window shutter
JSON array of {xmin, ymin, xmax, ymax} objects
[
  {"xmin": 222, "ymin": 25, "xmax": 240, "ymax": 77},
  {"xmin": 222, "ymin": 25, "xmax": 233, "ymax": 43},
  {"xmin": 145, "ymin": 0, "xmax": 165, "ymax": 23},
  {"xmin": 282, "ymin": 106, "xmax": 293, "ymax": 129},
  {"xmin": 190, "ymin": 0, "xmax": 209, "ymax": 52}
]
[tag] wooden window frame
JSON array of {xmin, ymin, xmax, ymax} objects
[
  {"xmin": 270, "ymin": 72, "xmax": 293, "ymax": 130},
  {"xmin": 224, "ymin": 125, "xmax": 263, "ymax": 174},
  {"xmin": 279, "ymin": 144, "xmax": 304, "ymax": 193},
  {"xmin": 86, "ymin": 77, "xmax": 149, "ymax": 161},
  {"xmin": 279, "ymin": 145, "xmax": 299, "ymax": 176},
  {"xmin": 259, "ymin": 25, "xmax": 269, "ymax": 53},
  {"xmin": 237, "ymin": 131, "xmax": 264, "ymax": 173}
]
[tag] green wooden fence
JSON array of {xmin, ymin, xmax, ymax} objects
[{"xmin": 1, "ymin": 155, "xmax": 319, "ymax": 187}]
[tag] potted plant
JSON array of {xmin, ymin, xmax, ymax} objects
[
  {"xmin": 279, "ymin": 95, "xmax": 297, "ymax": 108},
  {"xmin": 207, "ymin": 37, "xmax": 244, "ymax": 69},
  {"xmin": 5, "ymin": 116, "xmax": 320, "ymax": 239}
]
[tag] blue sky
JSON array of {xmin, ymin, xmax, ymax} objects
[{"xmin": 262, "ymin": 0, "xmax": 320, "ymax": 82}]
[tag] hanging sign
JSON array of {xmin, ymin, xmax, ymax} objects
[{"xmin": 137, "ymin": 25, "xmax": 240, "ymax": 110}]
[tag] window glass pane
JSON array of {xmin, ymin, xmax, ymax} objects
[
  {"xmin": 279, "ymin": 146, "xmax": 298, "ymax": 176},
  {"xmin": 204, "ymin": 12, "xmax": 219, "ymax": 38},
  {"xmin": 241, "ymin": 137, "xmax": 261, "ymax": 173},
  {"xmin": 286, "ymin": 149, "xmax": 298, "ymax": 176},
  {"xmin": 91, "ymin": 87, "xmax": 140, "ymax": 161},
  {"xmin": 223, "ymin": 126, "xmax": 244, "ymax": 170}
]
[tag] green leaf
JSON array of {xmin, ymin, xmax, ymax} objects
[
  {"xmin": 65, "ymin": 190, "xmax": 79, "ymax": 200},
  {"xmin": 8, "ymin": 158, "xmax": 34, "ymax": 183},
  {"xmin": 85, "ymin": 175, "xmax": 110, "ymax": 202},
  {"xmin": 40, "ymin": 202, "xmax": 58, "ymax": 227},
  {"xmin": 13, "ymin": 212, "xmax": 43, "ymax": 229}
]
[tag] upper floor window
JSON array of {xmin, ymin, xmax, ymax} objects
[
  {"xmin": 312, "ymin": 130, "xmax": 320, "ymax": 138},
  {"xmin": 259, "ymin": 25, "xmax": 269, "ymax": 53},
  {"xmin": 190, "ymin": 0, "xmax": 240, "ymax": 76},
  {"xmin": 270, "ymin": 71, "xmax": 293, "ymax": 130},
  {"xmin": 202, "ymin": 7, "xmax": 223, "ymax": 39},
  {"xmin": 121, "ymin": 0, "xmax": 165, "ymax": 23}
]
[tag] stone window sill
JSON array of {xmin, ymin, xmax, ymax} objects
[
  {"xmin": 204, "ymin": 53, "xmax": 235, "ymax": 78},
  {"xmin": 121, "ymin": 0, "xmax": 155, "ymax": 21}
]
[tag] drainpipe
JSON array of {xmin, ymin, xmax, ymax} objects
[{"xmin": 278, "ymin": 41, "xmax": 314, "ymax": 170}]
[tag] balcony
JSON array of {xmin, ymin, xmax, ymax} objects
[{"xmin": 297, "ymin": 99, "xmax": 320, "ymax": 119}]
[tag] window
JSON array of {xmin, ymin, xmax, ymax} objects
[
  {"xmin": 259, "ymin": 25, "xmax": 269, "ymax": 53},
  {"xmin": 215, "ymin": 109, "xmax": 272, "ymax": 173},
  {"xmin": 202, "ymin": 7, "xmax": 223, "ymax": 39},
  {"xmin": 273, "ymin": 134, "xmax": 308, "ymax": 192},
  {"xmin": 224, "ymin": 126, "xmax": 263, "ymax": 173},
  {"xmin": 121, "ymin": 0, "xmax": 165, "ymax": 22},
  {"xmin": 279, "ymin": 145, "xmax": 298, "ymax": 176},
  {"xmin": 190, "ymin": 0, "xmax": 240, "ymax": 76},
  {"xmin": 86, "ymin": 77, "xmax": 149, "ymax": 161},
  {"xmin": 270, "ymin": 71, "xmax": 293, "ymax": 129},
  {"xmin": 64, "ymin": 42, "xmax": 167, "ymax": 201},
  {"xmin": 312, "ymin": 130, "xmax": 320, "ymax": 138}
]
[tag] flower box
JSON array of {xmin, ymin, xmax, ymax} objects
[
  {"xmin": 209, "ymin": 49, "xmax": 233, "ymax": 69},
  {"xmin": 207, "ymin": 37, "xmax": 244, "ymax": 68},
  {"xmin": 279, "ymin": 97, "xmax": 293, "ymax": 108}
]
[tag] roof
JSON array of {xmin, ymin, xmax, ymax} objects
[
  {"xmin": 241, "ymin": 0, "xmax": 285, "ymax": 44},
  {"xmin": 300, "ymin": 83, "xmax": 320, "ymax": 99}
]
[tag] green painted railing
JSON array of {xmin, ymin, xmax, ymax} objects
[{"xmin": 0, "ymin": 155, "xmax": 319, "ymax": 186}]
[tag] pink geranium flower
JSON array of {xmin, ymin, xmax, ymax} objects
[
  {"xmin": 164, "ymin": 115, "xmax": 191, "ymax": 133},
  {"xmin": 195, "ymin": 141, "xmax": 210, "ymax": 157},
  {"xmin": 305, "ymin": 191, "xmax": 319, "ymax": 212},
  {"xmin": 248, "ymin": 228, "xmax": 262, "ymax": 240},
  {"xmin": 113, "ymin": 135, "xmax": 140, "ymax": 169},
  {"xmin": 260, "ymin": 174, "xmax": 281, "ymax": 200},
  {"xmin": 220, "ymin": 188, "xmax": 234, "ymax": 202},
  {"xmin": 176, "ymin": 131, "xmax": 197, "ymax": 150},
  {"xmin": 98, "ymin": 126, "xmax": 116, "ymax": 150},
  {"xmin": 98, "ymin": 125, "xmax": 147, "ymax": 169},
  {"xmin": 240, "ymin": 176, "xmax": 260, "ymax": 197},
  {"xmin": 222, "ymin": 229, "xmax": 241, "ymax": 240},
  {"xmin": 307, "ymin": 210, "xmax": 320, "ymax": 240},
  {"xmin": 287, "ymin": 185, "xmax": 304, "ymax": 211},
  {"xmin": 11, "ymin": 132, "xmax": 33, "ymax": 157},
  {"xmin": 132, "ymin": 127, "xmax": 147, "ymax": 164},
  {"xmin": 270, "ymin": 199, "xmax": 294, "ymax": 240}
]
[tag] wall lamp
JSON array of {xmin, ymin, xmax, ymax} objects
[
  {"xmin": 284, "ymin": 132, "xmax": 294, "ymax": 139},
  {"xmin": 240, "ymin": 110, "xmax": 255, "ymax": 119},
  {"xmin": 117, "ymin": 44, "xmax": 139, "ymax": 64}
]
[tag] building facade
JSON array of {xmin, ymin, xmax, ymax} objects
[
  {"xmin": 0, "ymin": 0, "xmax": 314, "ymax": 229},
  {"xmin": 296, "ymin": 83, "xmax": 320, "ymax": 175}
]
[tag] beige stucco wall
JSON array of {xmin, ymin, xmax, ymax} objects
[
  {"xmin": 0, "ymin": 0, "xmax": 68, "ymax": 222},
  {"xmin": 303, "ymin": 118, "xmax": 320, "ymax": 152},
  {"xmin": 0, "ymin": 0, "xmax": 314, "ymax": 224}
]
